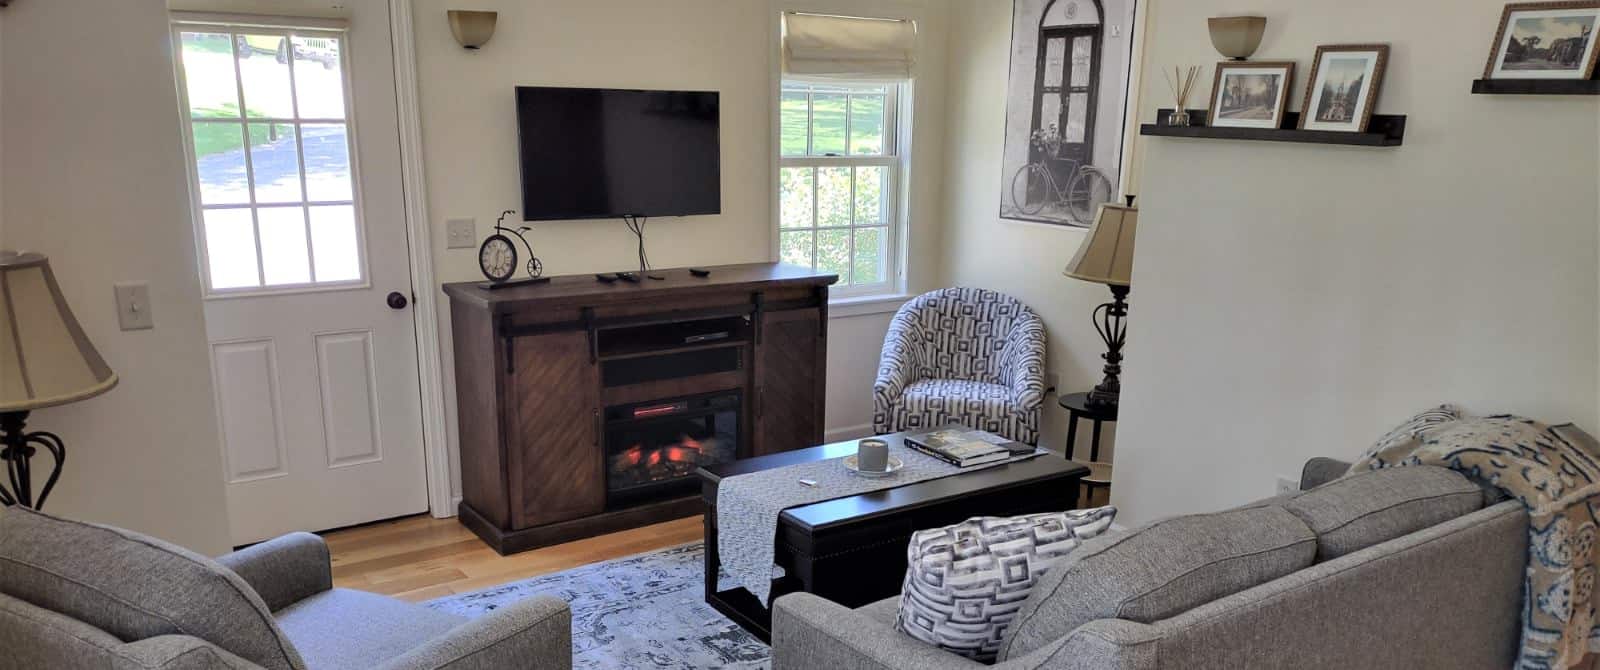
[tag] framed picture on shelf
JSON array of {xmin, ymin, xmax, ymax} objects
[
  {"xmin": 1483, "ymin": 1, "xmax": 1600, "ymax": 80},
  {"xmin": 1299, "ymin": 44, "xmax": 1389, "ymax": 133},
  {"xmin": 1206, "ymin": 61, "xmax": 1295, "ymax": 129}
]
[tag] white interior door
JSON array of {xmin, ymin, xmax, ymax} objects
[{"xmin": 171, "ymin": 3, "xmax": 427, "ymax": 545}]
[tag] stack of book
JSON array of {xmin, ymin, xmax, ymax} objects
[{"xmin": 904, "ymin": 426, "xmax": 1026, "ymax": 468}]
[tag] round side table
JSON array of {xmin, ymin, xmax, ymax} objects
[{"xmin": 1059, "ymin": 392, "xmax": 1115, "ymax": 506}]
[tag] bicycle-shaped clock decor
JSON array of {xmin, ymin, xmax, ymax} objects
[{"xmin": 477, "ymin": 209, "xmax": 548, "ymax": 287}]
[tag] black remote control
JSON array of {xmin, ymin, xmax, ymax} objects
[
  {"xmin": 617, "ymin": 272, "xmax": 640, "ymax": 283},
  {"xmin": 595, "ymin": 273, "xmax": 617, "ymax": 283},
  {"xmin": 689, "ymin": 268, "xmax": 711, "ymax": 278}
]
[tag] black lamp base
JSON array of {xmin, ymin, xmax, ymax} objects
[
  {"xmin": 0, "ymin": 411, "xmax": 66, "ymax": 510},
  {"xmin": 1085, "ymin": 285, "xmax": 1130, "ymax": 413}
]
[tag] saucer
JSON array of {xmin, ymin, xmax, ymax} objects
[{"xmin": 843, "ymin": 454, "xmax": 904, "ymax": 478}]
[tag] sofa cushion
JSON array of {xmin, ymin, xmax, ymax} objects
[
  {"xmin": 895, "ymin": 506, "xmax": 1116, "ymax": 662},
  {"xmin": 276, "ymin": 588, "xmax": 464, "ymax": 669},
  {"xmin": 997, "ymin": 505, "xmax": 1316, "ymax": 661},
  {"xmin": 0, "ymin": 506, "xmax": 303, "ymax": 670},
  {"xmin": 1281, "ymin": 465, "xmax": 1481, "ymax": 561}
]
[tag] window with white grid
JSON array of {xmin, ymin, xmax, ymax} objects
[
  {"xmin": 172, "ymin": 22, "xmax": 366, "ymax": 295},
  {"xmin": 778, "ymin": 81, "xmax": 902, "ymax": 298}
]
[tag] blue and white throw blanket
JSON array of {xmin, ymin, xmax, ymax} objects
[{"xmin": 1351, "ymin": 407, "xmax": 1600, "ymax": 669}]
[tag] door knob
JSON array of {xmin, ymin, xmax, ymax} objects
[{"xmin": 386, "ymin": 291, "xmax": 409, "ymax": 310}]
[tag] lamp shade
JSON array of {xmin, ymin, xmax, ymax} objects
[
  {"xmin": 448, "ymin": 10, "xmax": 497, "ymax": 50},
  {"xmin": 1063, "ymin": 203, "xmax": 1137, "ymax": 287},
  {"xmin": 0, "ymin": 251, "xmax": 117, "ymax": 411},
  {"xmin": 1208, "ymin": 16, "xmax": 1267, "ymax": 60}
]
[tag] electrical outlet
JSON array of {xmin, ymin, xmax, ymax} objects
[
  {"xmin": 1275, "ymin": 475, "xmax": 1299, "ymax": 496},
  {"xmin": 1045, "ymin": 371, "xmax": 1061, "ymax": 391},
  {"xmin": 446, "ymin": 218, "xmax": 476, "ymax": 249},
  {"xmin": 113, "ymin": 282, "xmax": 154, "ymax": 331}
]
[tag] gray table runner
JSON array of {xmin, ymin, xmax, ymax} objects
[{"xmin": 715, "ymin": 443, "xmax": 1044, "ymax": 605}]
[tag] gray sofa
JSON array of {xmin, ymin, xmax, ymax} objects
[
  {"xmin": 772, "ymin": 458, "xmax": 1527, "ymax": 670},
  {"xmin": 0, "ymin": 506, "xmax": 572, "ymax": 669}
]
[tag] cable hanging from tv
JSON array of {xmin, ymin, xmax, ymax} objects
[{"xmin": 621, "ymin": 215, "xmax": 663, "ymax": 280}]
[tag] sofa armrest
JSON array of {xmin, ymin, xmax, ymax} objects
[
  {"xmin": 377, "ymin": 595, "xmax": 571, "ymax": 670},
  {"xmin": 215, "ymin": 531, "xmax": 332, "ymax": 612},
  {"xmin": 771, "ymin": 592, "xmax": 986, "ymax": 670},
  {"xmin": 1299, "ymin": 457, "xmax": 1353, "ymax": 491},
  {"xmin": 113, "ymin": 635, "xmax": 261, "ymax": 670}
]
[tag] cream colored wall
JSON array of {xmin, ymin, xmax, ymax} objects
[
  {"xmin": 414, "ymin": 0, "xmax": 950, "ymax": 498},
  {"xmin": 0, "ymin": 0, "xmax": 232, "ymax": 554},
  {"xmin": 940, "ymin": 0, "xmax": 1129, "ymax": 454},
  {"xmin": 1110, "ymin": 0, "xmax": 1599, "ymax": 526}
]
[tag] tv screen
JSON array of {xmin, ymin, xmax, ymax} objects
[{"xmin": 515, "ymin": 86, "xmax": 721, "ymax": 221}]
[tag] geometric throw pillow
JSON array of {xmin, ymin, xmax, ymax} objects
[{"xmin": 894, "ymin": 506, "xmax": 1116, "ymax": 662}]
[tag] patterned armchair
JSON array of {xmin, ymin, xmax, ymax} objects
[{"xmin": 873, "ymin": 288, "xmax": 1047, "ymax": 444}]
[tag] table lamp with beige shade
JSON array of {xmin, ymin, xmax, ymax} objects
[
  {"xmin": 1063, "ymin": 198, "xmax": 1137, "ymax": 411},
  {"xmin": 0, "ymin": 251, "xmax": 118, "ymax": 509}
]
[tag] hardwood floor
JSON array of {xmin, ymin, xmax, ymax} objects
[{"xmin": 326, "ymin": 513, "xmax": 703, "ymax": 602}]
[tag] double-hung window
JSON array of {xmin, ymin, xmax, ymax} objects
[
  {"xmin": 778, "ymin": 82, "xmax": 901, "ymax": 298},
  {"xmin": 776, "ymin": 11, "xmax": 915, "ymax": 300}
]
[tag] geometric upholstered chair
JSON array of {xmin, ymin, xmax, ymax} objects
[
  {"xmin": 873, "ymin": 287, "xmax": 1047, "ymax": 445},
  {"xmin": 0, "ymin": 506, "xmax": 572, "ymax": 670}
]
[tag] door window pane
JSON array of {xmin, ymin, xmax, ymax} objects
[
  {"xmin": 236, "ymin": 35, "xmax": 295, "ymax": 118},
  {"xmin": 810, "ymin": 93, "xmax": 848, "ymax": 155},
  {"xmin": 780, "ymin": 230, "xmax": 813, "ymax": 267},
  {"xmin": 292, "ymin": 36, "xmax": 345, "ymax": 119},
  {"xmin": 1070, "ymin": 36, "xmax": 1093, "ymax": 87},
  {"xmin": 1044, "ymin": 38, "xmax": 1066, "ymax": 88},
  {"xmin": 849, "ymin": 95, "xmax": 885, "ymax": 155},
  {"xmin": 248, "ymin": 123, "xmax": 302, "ymax": 203},
  {"xmin": 181, "ymin": 32, "xmax": 243, "ymax": 118},
  {"xmin": 1065, "ymin": 92, "xmax": 1089, "ymax": 143},
  {"xmin": 1039, "ymin": 93, "xmax": 1062, "ymax": 141},
  {"xmin": 192, "ymin": 123, "xmax": 251, "ymax": 205},
  {"xmin": 257, "ymin": 207, "xmax": 312, "ymax": 285},
  {"xmin": 816, "ymin": 167, "xmax": 851, "ymax": 227},
  {"xmin": 309, "ymin": 205, "xmax": 362, "ymax": 282},
  {"xmin": 779, "ymin": 167, "xmax": 813, "ymax": 229},
  {"xmin": 302, "ymin": 123, "xmax": 353, "ymax": 202},
  {"xmin": 780, "ymin": 91, "xmax": 809, "ymax": 156},
  {"xmin": 203, "ymin": 209, "xmax": 260, "ymax": 289}
]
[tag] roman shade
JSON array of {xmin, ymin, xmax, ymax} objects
[{"xmin": 781, "ymin": 12, "xmax": 916, "ymax": 81}]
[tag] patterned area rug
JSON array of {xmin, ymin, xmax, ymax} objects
[{"xmin": 425, "ymin": 542, "xmax": 770, "ymax": 669}]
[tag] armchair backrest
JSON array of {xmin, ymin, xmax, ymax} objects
[
  {"xmin": 890, "ymin": 287, "xmax": 1042, "ymax": 384},
  {"xmin": 0, "ymin": 506, "xmax": 304, "ymax": 670}
]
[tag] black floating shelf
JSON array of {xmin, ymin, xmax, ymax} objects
[
  {"xmin": 1471, "ymin": 78, "xmax": 1600, "ymax": 95},
  {"xmin": 1140, "ymin": 109, "xmax": 1406, "ymax": 147}
]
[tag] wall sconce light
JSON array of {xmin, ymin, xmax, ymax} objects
[
  {"xmin": 1207, "ymin": 16, "xmax": 1267, "ymax": 60},
  {"xmin": 448, "ymin": 10, "xmax": 497, "ymax": 50}
]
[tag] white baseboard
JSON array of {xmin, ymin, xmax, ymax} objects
[
  {"xmin": 432, "ymin": 496, "xmax": 461, "ymax": 519},
  {"xmin": 825, "ymin": 423, "xmax": 874, "ymax": 443}
]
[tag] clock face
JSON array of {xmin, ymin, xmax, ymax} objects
[{"xmin": 479, "ymin": 236, "xmax": 516, "ymax": 282}]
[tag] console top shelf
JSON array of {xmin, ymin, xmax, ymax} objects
[
  {"xmin": 1140, "ymin": 109, "xmax": 1406, "ymax": 147},
  {"xmin": 443, "ymin": 262, "xmax": 839, "ymax": 313}
]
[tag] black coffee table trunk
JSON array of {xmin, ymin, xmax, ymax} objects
[{"xmin": 696, "ymin": 432, "xmax": 1088, "ymax": 641}]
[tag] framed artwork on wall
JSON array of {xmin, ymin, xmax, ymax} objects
[
  {"xmin": 999, "ymin": 0, "xmax": 1138, "ymax": 228},
  {"xmin": 1299, "ymin": 44, "xmax": 1389, "ymax": 133},
  {"xmin": 1483, "ymin": 1, "xmax": 1600, "ymax": 80},
  {"xmin": 1206, "ymin": 61, "xmax": 1295, "ymax": 130}
]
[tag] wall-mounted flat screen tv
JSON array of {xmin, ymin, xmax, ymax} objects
[{"xmin": 515, "ymin": 86, "xmax": 721, "ymax": 221}]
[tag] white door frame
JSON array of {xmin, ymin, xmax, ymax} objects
[{"xmin": 386, "ymin": 0, "xmax": 454, "ymax": 518}]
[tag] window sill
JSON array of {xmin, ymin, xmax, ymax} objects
[{"xmin": 829, "ymin": 293, "xmax": 911, "ymax": 318}]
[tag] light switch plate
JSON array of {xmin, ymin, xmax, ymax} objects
[
  {"xmin": 114, "ymin": 282, "xmax": 154, "ymax": 331},
  {"xmin": 446, "ymin": 218, "xmax": 476, "ymax": 249},
  {"xmin": 1275, "ymin": 475, "xmax": 1299, "ymax": 496}
]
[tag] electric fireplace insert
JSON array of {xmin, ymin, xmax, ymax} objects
[{"xmin": 604, "ymin": 390, "xmax": 740, "ymax": 509}]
